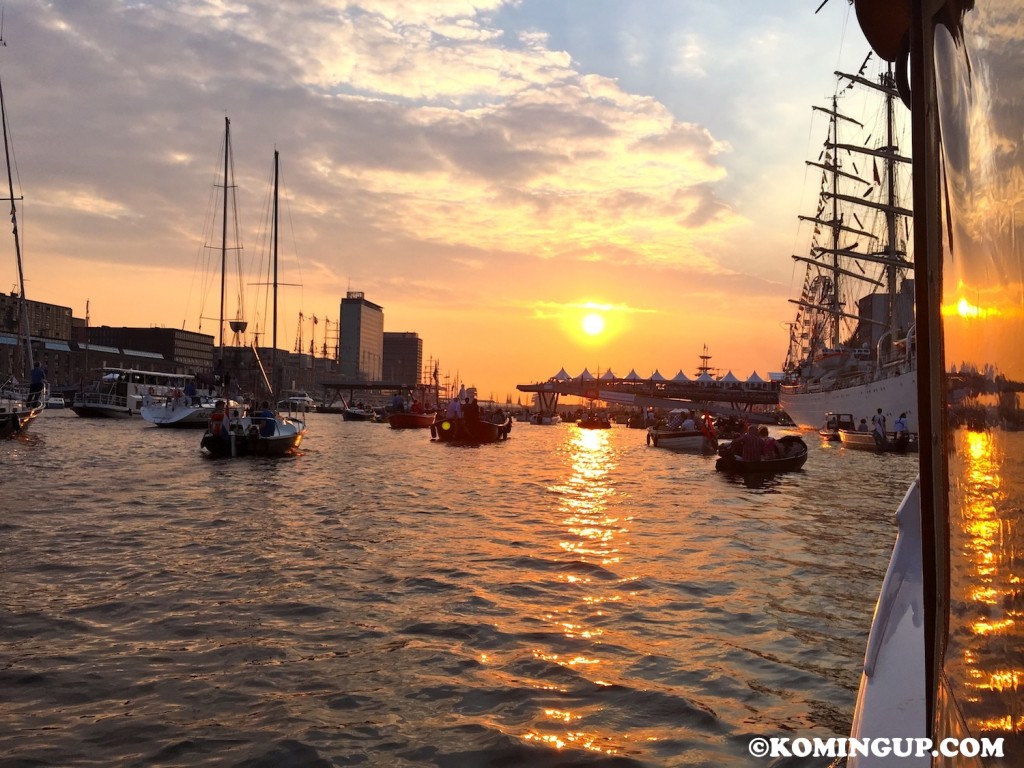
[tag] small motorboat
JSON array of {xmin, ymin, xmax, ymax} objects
[{"xmin": 820, "ymin": 412, "xmax": 857, "ymax": 441}]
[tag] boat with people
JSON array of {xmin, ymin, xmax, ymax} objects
[
  {"xmin": 779, "ymin": 50, "xmax": 917, "ymax": 434},
  {"xmin": 141, "ymin": 388, "xmax": 235, "ymax": 428},
  {"xmin": 200, "ymin": 399, "xmax": 305, "ymax": 458},
  {"xmin": 576, "ymin": 411, "xmax": 611, "ymax": 429},
  {"xmin": 839, "ymin": 426, "xmax": 918, "ymax": 453},
  {"xmin": 0, "ymin": 48, "xmax": 48, "ymax": 438},
  {"xmin": 430, "ymin": 412, "xmax": 512, "ymax": 444},
  {"xmin": 715, "ymin": 432, "xmax": 808, "ymax": 474},
  {"xmin": 200, "ymin": 144, "xmax": 306, "ymax": 457},
  {"xmin": 72, "ymin": 367, "xmax": 191, "ymax": 418}
]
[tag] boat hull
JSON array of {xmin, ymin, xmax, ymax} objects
[
  {"xmin": 430, "ymin": 416, "xmax": 511, "ymax": 444},
  {"xmin": 715, "ymin": 435, "xmax": 809, "ymax": 473},
  {"xmin": 200, "ymin": 415, "xmax": 306, "ymax": 458},
  {"xmin": 839, "ymin": 429, "xmax": 918, "ymax": 453},
  {"xmin": 342, "ymin": 408, "xmax": 375, "ymax": 421},
  {"xmin": 780, "ymin": 369, "xmax": 918, "ymax": 433},
  {"xmin": 646, "ymin": 428, "xmax": 716, "ymax": 453},
  {"xmin": 141, "ymin": 401, "xmax": 221, "ymax": 428},
  {"xmin": 387, "ymin": 412, "xmax": 435, "ymax": 429}
]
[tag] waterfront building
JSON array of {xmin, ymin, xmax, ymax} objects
[
  {"xmin": 383, "ymin": 331, "xmax": 422, "ymax": 387},
  {"xmin": 339, "ymin": 292, "xmax": 383, "ymax": 382},
  {"xmin": 85, "ymin": 326, "xmax": 214, "ymax": 374}
]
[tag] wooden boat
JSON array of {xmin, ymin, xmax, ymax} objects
[
  {"xmin": 715, "ymin": 434, "xmax": 808, "ymax": 473},
  {"xmin": 430, "ymin": 414, "xmax": 512, "ymax": 444},
  {"xmin": 387, "ymin": 410, "xmax": 435, "ymax": 429},
  {"xmin": 838, "ymin": 428, "xmax": 918, "ymax": 453},
  {"xmin": 646, "ymin": 427, "xmax": 717, "ymax": 454}
]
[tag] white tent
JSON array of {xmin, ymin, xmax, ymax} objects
[
  {"xmin": 577, "ymin": 368, "xmax": 595, "ymax": 381},
  {"xmin": 624, "ymin": 369, "xmax": 643, "ymax": 381},
  {"xmin": 551, "ymin": 368, "xmax": 571, "ymax": 381},
  {"xmin": 672, "ymin": 369, "xmax": 690, "ymax": 382},
  {"xmin": 695, "ymin": 372, "xmax": 715, "ymax": 384},
  {"xmin": 746, "ymin": 371, "xmax": 765, "ymax": 383},
  {"xmin": 720, "ymin": 370, "xmax": 741, "ymax": 383},
  {"xmin": 599, "ymin": 369, "xmax": 617, "ymax": 381},
  {"xmin": 650, "ymin": 369, "xmax": 667, "ymax": 382}
]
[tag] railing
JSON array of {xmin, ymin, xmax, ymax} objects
[{"xmin": 74, "ymin": 391, "xmax": 130, "ymax": 409}]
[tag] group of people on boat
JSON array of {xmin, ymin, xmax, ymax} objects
[
  {"xmin": 207, "ymin": 399, "xmax": 278, "ymax": 440},
  {"xmin": 858, "ymin": 407, "xmax": 912, "ymax": 451},
  {"xmin": 722, "ymin": 424, "xmax": 784, "ymax": 462}
]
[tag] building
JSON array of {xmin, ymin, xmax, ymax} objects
[
  {"xmin": 339, "ymin": 292, "xmax": 384, "ymax": 382},
  {"xmin": 85, "ymin": 326, "xmax": 215, "ymax": 374},
  {"xmin": 383, "ymin": 332, "xmax": 423, "ymax": 386}
]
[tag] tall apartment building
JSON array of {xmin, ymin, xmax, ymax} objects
[
  {"xmin": 383, "ymin": 331, "xmax": 422, "ymax": 386},
  {"xmin": 339, "ymin": 292, "xmax": 384, "ymax": 381}
]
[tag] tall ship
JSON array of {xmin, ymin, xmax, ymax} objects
[{"xmin": 779, "ymin": 57, "xmax": 917, "ymax": 432}]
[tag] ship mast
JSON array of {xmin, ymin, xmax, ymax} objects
[{"xmin": 0, "ymin": 51, "xmax": 33, "ymax": 375}]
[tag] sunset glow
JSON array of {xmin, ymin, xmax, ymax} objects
[{"xmin": 0, "ymin": 2, "xmax": 879, "ymax": 398}]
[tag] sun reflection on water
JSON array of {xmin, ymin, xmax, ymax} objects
[
  {"xmin": 948, "ymin": 429, "xmax": 1024, "ymax": 739},
  {"xmin": 518, "ymin": 425, "xmax": 635, "ymax": 758}
]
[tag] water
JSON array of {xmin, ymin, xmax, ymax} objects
[{"xmin": 1, "ymin": 412, "xmax": 919, "ymax": 767}]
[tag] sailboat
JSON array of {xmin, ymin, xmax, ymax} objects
[
  {"xmin": 779, "ymin": 57, "xmax": 917, "ymax": 435},
  {"xmin": 142, "ymin": 117, "xmax": 242, "ymax": 428},
  {"xmin": 0, "ymin": 43, "xmax": 48, "ymax": 437},
  {"xmin": 200, "ymin": 149, "xmax": 306, "ymax": 458}
]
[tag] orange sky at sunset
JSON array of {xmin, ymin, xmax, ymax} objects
[{"xmin": 0, "ymin": 1, "xmax": 882, "ymax": 400}]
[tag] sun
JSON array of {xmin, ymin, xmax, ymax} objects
[{"xmin": 582, "ymin": 312, "xmax": 605, "ymax": 336}]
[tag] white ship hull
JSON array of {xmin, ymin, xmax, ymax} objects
[{"xmin": 780, "ymin": 369, "xmax": 918, "ymax": 433}]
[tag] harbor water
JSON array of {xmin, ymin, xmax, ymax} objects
[{"xmin": 2, "ymin": 412, "xmax": 921, "ymax": 767}]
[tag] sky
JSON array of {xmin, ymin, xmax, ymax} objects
[{"xmin": 0, "ymin": 0, "xmax": 882, "ymax": 401}]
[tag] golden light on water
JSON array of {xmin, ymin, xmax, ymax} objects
[
  {"xmin": 949, "ymin": 428, "xmax": 1022, "ymax": 739},
  {"xmin": 518, "ymin": 425, "xmax": 633, "ymax": 759}
]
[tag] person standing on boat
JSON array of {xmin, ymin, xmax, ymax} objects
[
  {"xmin": 445, "ymin": 396, "xmax": 462, "ymax": 419},
  {"xmin": 871, "ymin": 408, "xmax": 888, "ymax": 448},
  {"xmin": 857, "ymin": 418, "xmax": 870, "ymax": 432},
  {"xmin": 893, "ymin": 412, "xmax": 910, "ymax": 451},
  {"xmin": 28, "ymin": 361, "xmax": 46, "ymax": 407}
]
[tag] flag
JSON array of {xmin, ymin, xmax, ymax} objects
[
  {"xmin": 432, "ymin": 362, "xmax": 439, "ymax": 384},
  {"xmin": 873, "ymin": 159, "xmax": 880, "ymax": 184},
  {"xmin": 313, "ymin": 315, "xmax": 319, "ymax": 325}
]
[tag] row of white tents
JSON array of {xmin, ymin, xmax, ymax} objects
[{"xmin": 547, "ymin": 368, "xmax": 782, "ymax": 386}]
